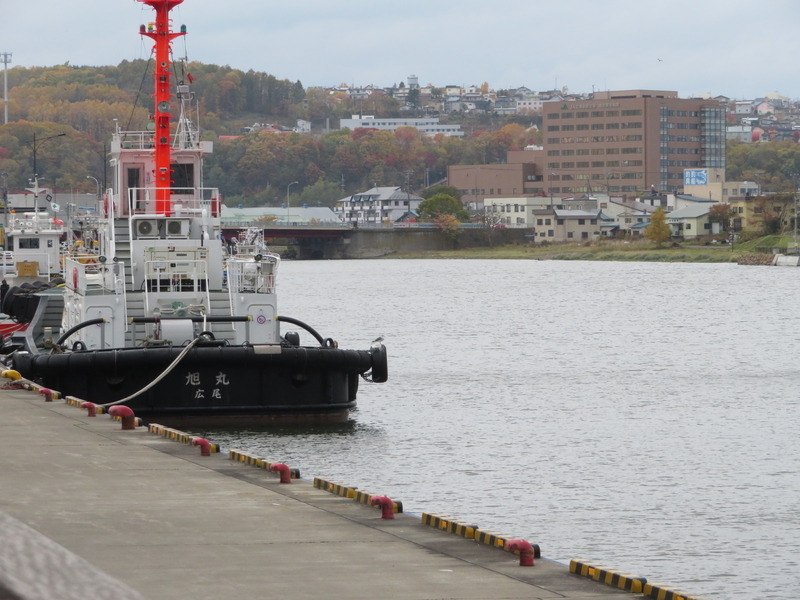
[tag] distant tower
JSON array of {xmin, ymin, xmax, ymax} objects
[{"xmin": 408, "ymin": 74, "xmax": 419, "ymax": 89}]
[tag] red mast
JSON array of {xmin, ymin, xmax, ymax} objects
[{"xmin": 138, "ymin": 0, "xmax": 186, "ymax": 215}]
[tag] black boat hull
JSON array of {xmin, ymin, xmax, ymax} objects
[{"xmin": 13, "ymin": 344, "xmax": 387, "ymax": 426}]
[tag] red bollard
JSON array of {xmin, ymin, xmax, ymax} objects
[
  {"xmin": 81, "ymin": 402, "xmax": 97, "ymax": 417},
  {"xmin": 369, "ymin": 495, "xmax": 395, "ymax": 519},
  {"xmin": 268, "ymin": 463, "xmax": 292, "ymax": 484},
  {"xmin": 505, "ymin": 540, "xmax": 535, "ymax": 566},
  {"xmin": 39, "ymin": 388, "xmax": 53, "ymax": 402},
  {"xmin": 108, "ymin": 405, "xmax": 136, "ymax": 430},
  {"xmin": 191, "ymin": 437, "xmax": 212, "ymax": 457}
]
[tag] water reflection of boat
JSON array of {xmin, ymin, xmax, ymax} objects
[{"xmin": 8, "ymin": 0, "xmax": 387, "ymax": 426}]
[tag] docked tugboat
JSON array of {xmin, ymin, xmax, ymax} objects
[{"xmin": 8, "ymin": 0, "xmax": 387, "ymax": 425}]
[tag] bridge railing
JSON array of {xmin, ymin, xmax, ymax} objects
[
  {"xmin": 221, "ymin": 220, "xmax": 353, "ymax": 229},
  {"xmin": 221, "ymin": 220, "xmax": 532, "ymax": 230}
]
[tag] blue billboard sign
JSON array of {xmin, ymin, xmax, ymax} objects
[{"xmin": 684, "ymin": 169, "xmax": 708, "ymax": 186}]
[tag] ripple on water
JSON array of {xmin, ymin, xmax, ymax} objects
[{"xmin": 195, "ymin": 260, "xmax": 800, "ymax": 599}]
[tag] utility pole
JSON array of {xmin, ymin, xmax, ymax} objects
[
  {"xmin": 793, "ymin": 173, "xmax": 799, "ymax": 255},
  {"xmin": 0, "ymin": 172, "xmax": 7, "ymax": 232},
  {"xmin": 1, "ymin": 53, "xmax": 11, "ymax": 125},
  {"xmin": 404, "ymin": 170, "xmax": 414, "ymax": 222}
]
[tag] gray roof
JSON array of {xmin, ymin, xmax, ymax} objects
[
  {"xmin": 609, "ymin": 198, "xmax": 658, "ymax": 213},
  {"xmin": 340, "ymin": 186, "xmax": 424, "ymax": 203},
  {"xmin": 676, "ymin": 194, "xmax": 718, "ymax": 203},
  {"xmin": 553, "ymin": 209, "xmax": 601, "ymax": 218},
  {"xmin": 221, "ymin": 205, "xmax": 340, "ymax": 222},
  {"xmin": 667, "ymin": 205, "xmax": 711, "ymax": 219}
]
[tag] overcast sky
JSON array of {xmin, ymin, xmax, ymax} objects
[{"xmin": 5, "ymin": 0, "xmax": 800, "ymax": 100}]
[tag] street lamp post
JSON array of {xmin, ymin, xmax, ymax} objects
[
  {"xmin": 27, "ymin": 132, "xmax": 67, "ymax": 181},
  {"xmin": 25, "ymin": 132, "xmax": 66, "ymax": 212},
  {"xmin": 286, "ymin": 181, "xmax": 298, "ymax": 223},
  {"xmin": 86, "ymin": 175, "xmax": 100, "ymax": 208}
]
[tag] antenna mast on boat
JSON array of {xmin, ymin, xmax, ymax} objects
[{"xmin": 137, "ymin": 0, "xmax": 186, "ymax": 216}]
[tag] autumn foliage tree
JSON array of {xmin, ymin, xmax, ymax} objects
[
  {"xmin": 0, "ymin": 62, "xmax": 543, "ymax": 202},
  {"xmin": 434, "ymin": 214, "xmax": 462, "ymax": 245},
  {"xmin": 708, "ymin": 204, "xmax": 732, "ymax": 231},
  {"xmin": 645, "ymin": 207, "xmax": 672, "ymax": 247}
]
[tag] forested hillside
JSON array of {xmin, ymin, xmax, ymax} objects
[
  {"xmin": 1, "ymin": 61, "xmax": 796, "ymax": 207},
  {"xmin": 0, "ymin": 61, "xmax": 542, "ymax": 205}
]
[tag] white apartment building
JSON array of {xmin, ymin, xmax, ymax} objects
[
  {"xmin": 335, "ymin": 187, "xmax": 423, "ymax": 224},
  {"xmin": 339, "ymin": 115, "xmax": 464, "ymax": 137},
  {"xmin": 516, "ymin": 99, "xmax": 544, "ymax": 113}
]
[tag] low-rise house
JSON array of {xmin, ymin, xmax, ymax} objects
[
  {"xmin": 728, "ymin": 194, "xmax": 794, "ymax": 234},
  {"xmin": 530, "ymin": 208, "xmax": 603, "ymax": 242},
  {"xmin": 335, "ymin": 187, "xmax": 423, "ymax": 224},
  {"xmin": 617, "ymin": 209, "xmax": 652, "ymax": 236},
  {"xmin": 484, "ymin": 197, "xmax": 551, "ymax": 227},
  {"xmin": 667, "ymin": 205, "xmax": 712, "ymax": 238},
  {"xmin": 723, "ymin": 182, "xmax": 758, "ymax": 199},
  {"xmin": 756, "ymin": 101, "xmax": 775, "ymax": 115},
  {"xmin": 727, "ymin": 124, "xmax": 753, "ymax": 142},
  {"xmin": 602, "ymin": 197, "xmax": 659, "ymax": 221}
]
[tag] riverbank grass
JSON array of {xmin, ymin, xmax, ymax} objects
[{"xmin": 388, "ymin": 238, "xmax": 780, "ymax": 262}]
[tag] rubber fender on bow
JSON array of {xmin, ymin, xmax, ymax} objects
[
  {"xmin": 369, "ymin": 344, "xmax": 388, "ymax": 383},
  {"xmin": 2, "ymin": 286, "xmax": 20, "ymax": 317}
]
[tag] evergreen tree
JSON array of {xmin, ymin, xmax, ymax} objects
[{"xmin": 418, "ymin": 193, "xmax": 470, "ymax": 221}]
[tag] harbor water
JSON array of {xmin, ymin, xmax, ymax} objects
[{"xmin": 198, "ymin": 259, "xmax": 800, "ymax": 599}]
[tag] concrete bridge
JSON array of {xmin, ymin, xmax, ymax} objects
[{"xmin": 221, "ymin": 222, "xmax": 531, "ymax": 259}]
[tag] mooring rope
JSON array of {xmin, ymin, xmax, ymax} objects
[{"xmin": 98, "ymin": 336, "xmax": 202, "ymax": 407}]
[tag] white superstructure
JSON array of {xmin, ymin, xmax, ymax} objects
[{"xmin": 59, "ymin": 88, "xmax": 280, "ymax": 351}]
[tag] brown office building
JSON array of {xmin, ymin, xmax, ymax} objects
[
  {"xmin": 542, "ymin": 90, "xmax": 725, "ymax": 195},
  {"xmin": 448, "ymin": 162, "xmax": 543, "ymax": 208}
]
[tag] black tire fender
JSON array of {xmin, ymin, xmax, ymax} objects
[
  {"xmin": 2, "ymin": 286, "xmax": 20, "ymax": 317},
  {"xmin": 369, "ymin": 344, "xmax": 388, "ymax": 383}
]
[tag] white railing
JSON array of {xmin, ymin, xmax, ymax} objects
[
  {"xmin": 126, "ymin": 187, "xmax": 221, "ymax": 217},
  {"xmin": 64, "ymin": 256, "xmax": 126, "ymax": 297},
  {"xmin": 116, "ymin": 128, "xmax": 201, "ymax": 151},
  {"xmin": 144, "ymin": 259, "xmax": 209, "ymax": 293},
  {"xmin": 117, "ymin": 131, "xmax": 155, "ymax": 150},
  {"xmin": 143, "ymin": 259, "xmax": 211, "ymax": 316},
  {"xmin": 226, "ymin": 258, "xmax": 276, "ymax": 295},
  {"xmin": 8, "ymin": 215, "xmax": 65, "ymax": 234}
]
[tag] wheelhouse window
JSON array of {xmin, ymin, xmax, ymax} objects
[{"xmin": 19, "ymin": 238, "xmax": 40, "ymax": 249}]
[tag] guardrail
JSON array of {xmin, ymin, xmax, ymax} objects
[
  {"xmin": 221, "ymin": 220, "xmax": 352, "ymax": 229},
  {"xmin": 221, "ymin": 221, "xmax": 534, "ymax": 231}
]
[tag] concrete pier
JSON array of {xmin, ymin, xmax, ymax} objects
[{"xmin": 0, "ymin": 385, "xmax": 644, "ymax": 600}]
